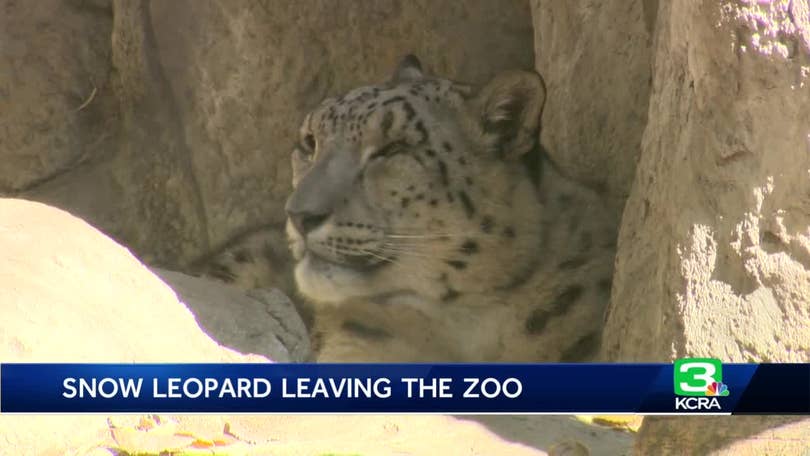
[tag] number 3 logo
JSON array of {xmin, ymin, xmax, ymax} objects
[{"xmin": 674, "ymin": 358, "xmax": 723, "ymax": 396}]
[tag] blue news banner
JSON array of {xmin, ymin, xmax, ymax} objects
[{"xmin": 0, "ymin": 362, "xmax": 808, "ymax": 414}]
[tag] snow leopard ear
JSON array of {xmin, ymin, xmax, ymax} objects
[
  {"xmin": 474, "ymin": 70, "xmax": 546, "ymax": 159},
  {"xmin": 391, "ymin": 54, "xmax": 424, "ymax": 82}
]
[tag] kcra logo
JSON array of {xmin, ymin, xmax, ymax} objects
[{"xmin": 673, "ymin": 358, "xmax": 730, "ymax": 411}]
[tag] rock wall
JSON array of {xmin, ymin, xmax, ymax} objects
[
  {"xmin": 531, "ymin": 0, "xmax": 655, "ymax": 213},
  {"xmin": 555, "ymin": 0, "xmax": 808, "ymax": 453},
  {"xmin": 0, "ymin": 0, "xmax": 114, "ymax": 192},
  {"xmin": 602, "ymin": 0, "xmax": 810, "ymax": 366},
  {"xmin": 2, "ymin": 0, "xmax": 534, "ymax": 268},
  {"xmin": 532, "ymin": 0, "xmax": 809, "ymax": 452}
]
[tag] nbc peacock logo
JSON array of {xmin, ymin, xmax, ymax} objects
[{"xmin": 705, "ymin": 381, "xmax": 729, "ymax": 397}]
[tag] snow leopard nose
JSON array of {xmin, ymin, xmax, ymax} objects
[
  {"xmin": 285, "ymin": 149, "xmax": 348, "ymax": 235},
  {"xmin": 287, "ymin": 207, "xmax": 331, "ymax": 235}
]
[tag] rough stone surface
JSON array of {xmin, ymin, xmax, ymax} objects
[
  {"xmin": 593, "ymin": 0, "xmax": 810, "ymax": 452},
  {"xmin": 153, "ymin": 268, "xmax": 311, "ymax": 362},
  {"xmin": 5, "ymin": 0, "xmax": 534, "ymax": 269},
  {"xmin": 0, "ymin": 198, "xmax": 253, "ymax": 364},
  {"xmin": 18, "ymin": 0, "xmax": 211, "ymax": 268},
  {"xmin": 603, "ymin": 0, "xmax": 810, "ymax": 364},
  {"xmin": 634, "ymin": 416, "xmax": 810, "ymax": 455},
  {"xmin": 531, "ymin": 0, "xmax": 655, "ymax": 211},
  {"xmin": 0, "ymin": 198, "xmax": 266, "ymax": 454},
  {"xmin": 0, "ymin": 0, "xmax": 114, "ymax": 192}
]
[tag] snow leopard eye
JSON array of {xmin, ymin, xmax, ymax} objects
[
  {"xmin": 301, "ymin": 133, "xmax": 316, "ymax": 155},
  {"xmin": 368, "ymin": 141, "xmax": 407, "ymax": 161}
]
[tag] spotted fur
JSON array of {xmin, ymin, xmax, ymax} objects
[{"xmin": 204, "ymin": 56, "xmax": 617, "ymax": 362}]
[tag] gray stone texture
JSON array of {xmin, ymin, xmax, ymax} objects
[{"xmin": 2, "ymin": 0, "xmax": 534, "ymax": 268}]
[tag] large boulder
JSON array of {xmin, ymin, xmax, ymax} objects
[
  {"xmin": 595, "ymin": 0, "xmax": 810, "ymax": 453},
  {"xmin": 7, "ymin": 0, "xmax": 535, "ymax": 269},
  {"xmin": 603, "ymin": 0, "xmax": 810, "ymax": 370},
  {"xmin": 152, "ymin": 268, "xmax": 311, "ymax": 362},
  {"xmin": 0, "ymin": 198, "xmax": 264, "ymax": 454}
]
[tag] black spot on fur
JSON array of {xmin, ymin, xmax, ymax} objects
[
  {"xmin": 381, "ymin": 111, "xmax": 394, "ymax": 133},
  {"xmin": 555, "ymin": 285, "xmax": 584, "ymax": 308},
  {"xmin": 401, "ymin": 197, "xmax": 411, "ymax": 208},
  {"xmin": 426, "ymin": 149, "xmax": 436, "ymax": 157},
  {"xmin": 414, "ymin": 120, "xmax": 429, "ymax": 144},
  {"xmin": 503, "ymin": 226, "xmax": 516, "ymax": 238},
  {"xmin": 442, "ymin": 142, "xmax": 452, "ymax": 152},
  {"xmin": 458, "ymin": 191, "xmax": 476, "ymax": 218},
  {"xmin": 525, "ymin": 285, "xmax": 585, "ymax": 334},
  {"xmin": 460, "ymin": 240, "xmax": 479, "ymax": 255},
  {"xmin": 429, "ymin": 199, "xmax": 439, "ymax": 207},
  {"xmin": 437, "ymin": 161, "xmax": 449, "ymax": 186},
  {"xmin": 559, "ymin": 331, "xmax": 600, "ymax": 362},
  {"xmin": 525, "ymin": 309, "xmax": 551, "ymax": 334},
  {"xmin": 342, "ymin": 320, "xmax": 392, "ymax": 340},
  {"xmin": 445, "ymin": 260, "xmax": 467, "ymax": 270},
  {"xmin": 458, "ymin": 157, "xmax": 467, "ymax": 165},
  {"xmin": 481, "ymin": 216, "xmax": 494, "ymax": 233},
  {"xmin": 382, "ymin": 95, "xmax": 406, "ymax": 106},
  {"xmin": 402, "ymin": 102, "xmax": 416, "ymax": 121}
]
